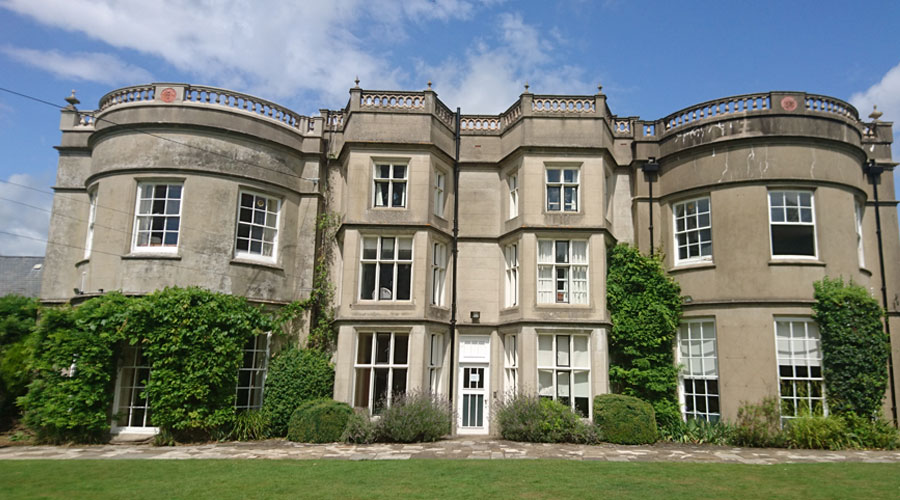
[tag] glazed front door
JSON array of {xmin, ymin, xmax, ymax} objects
[{"xmin": 458, "ymin": 363, "xmax": 489, "ymax": 434}]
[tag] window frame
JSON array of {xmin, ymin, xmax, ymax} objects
[
  {"xmin": 508, "ymin": 172, "xmax": 519, "ymax": 219},
  {"xmin": 112, "ymin": 344, "xmax": 154, "ymax": 432},
  {"xmin": 504, "ymin": 334, "xmax": 518, "ymax": 399},
  {"xmin": 673, "ymin": 196, "xmax": 712, "ymax": 265},
  {"xmin": 537, "ymin": 333, "xmax": 591, "ymax": 417},
  {"xmin": 235, "ymin": 333, "xmax": 271, "ymax": 411},
  {"xmin": 373, "ymin": 162, "xmax": 408, "ymax": 209},
  {"xmin": 545, "ymin": 166, "xmax": 580, "ymax": 213},
  {"xmin": 131, "ymin": 181, "xmax": 183, "ymax": 254},
  {"xmin": 504, "ymin": 243, "xmax": 519, "ymax": 308},
  {"xmin": 431, "ymin": 241, "xmax": 447, "ymax": 306},
  {"xmin": 84, "ymin": 187, "xmax": 97, "ymax": 259},
  {"xmin": 433, "ymin": 170, "xmax": 446, "ymax": 217},
  {"xmin": 234, "ymin": 189, "xmax": 281, "ymax": 263},
  {"xmin": 429, "ymin": 333, "xmax": 444, "ymax": 396},
  {"xmin": 677, "ymin": 319, "xmax": 720, "ymax": 422},
  {"xmin": 855, "ymin": 199, "xmax": 865, "ymax": 268},
  {"xmin": 768, "ymin": 190, "xmax": 818, "ymax": 259},
  {"xmin": 358, "ymin": 235, "xmax": 414, "ymax": 302},
  {"xmin": 775, "ymin": 317, "xmax": 826, "ymax": 422},
  {"xmin": 537, "ymin": 239, "xmax": 589, "ymax": 305},
  {"xmin": 353, "ymin": 331, "xmax": 410, "ymax": 415}
]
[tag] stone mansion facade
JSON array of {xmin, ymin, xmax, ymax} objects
[{"xmin": 40, "ymin": 82, "xmax": 900, "ymax": 435}]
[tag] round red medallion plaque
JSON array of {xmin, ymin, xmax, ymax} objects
[
  {"xmin": 160, "ymin": 88, "xmax": 177, "ymax": 103},
  {"xmin": 781, "ymin": 96, "xmax": 798, "ymax": 112}
]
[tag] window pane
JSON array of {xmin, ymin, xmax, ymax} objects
[
  {"xmin": 573, "ymin": 336, "xmax": 589, "ymax": 367},
  {"xmin": 381, "ymin": 237, "xmax": 395, "ymax": 260},
  {"xmin": 772, "ymin": 225, "xmax": 815, "ymax": 256},
  {"xmin": 538, "ymin": 370, "xmax": 553, "ymax": 397},
  {"xmin": 396, "ymin": 264, "xmax": 411, "ymax": 300},
  {"xmin": 538, "ymin": 335, "xmax": 553, "ymax": 366},
  {"xmin": 360, "ymin": 263, "xmax": 376, "ymax": 299},
  {"xmin": 564, "ymin": 169, "xmax": 578, "ymax": 183},
  {"xmin": 557, "ymin": 335, "xmax": 570, "ymax": 367},
  {"xmin": 375, "ymin": 333, "xmax": 391, "ymax": 364},
  {"xmin": 546, "ymin": 169, "xmax": 560, "ymax": 183},
  {"xmin": 393, "ymin": 334, "xmax": 408, "ymax": 364},
  {"xmin": 555, "ymin": 241, "xmax": 569, "ymax": 263},
  {"xmin": 397, "ymin": 238, "xmax": 412, "ymax": 260}
]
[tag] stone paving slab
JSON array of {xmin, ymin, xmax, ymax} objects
[{"xmin": 2, "ymin": 439, "xmax": 900, "ymax": 464}]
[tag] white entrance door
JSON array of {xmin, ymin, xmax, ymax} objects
[
  {"xmin": 457, "ymin": 334, "xmax": 491, "ymax": 435},
  {"xmin": 458, "ymin": 364, "xmax": 489, "ymax": 434}
]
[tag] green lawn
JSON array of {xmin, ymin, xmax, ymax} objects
[{"xmin": 2, "ymin": 460, "xmax": 899, "ymax": 499}]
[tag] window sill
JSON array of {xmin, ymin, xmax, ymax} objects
[
  {"xmin": 230, "ymin": 258, "xmax": 283, "ymax": 271},
  {"xmin": 352, "ymin": 301, "xmax": 416, "ymax": 311},
  {"xmin": 121, "ymin": 253, "xmax": 182, "ymax": 261},
  {"xmin": 669, "ymin": 261, "xmax": 715, "ymax": 273},
  {"xmin": 543, "ymin": 211, "xmax": 582, "ymax": 215},
  {"xmin": 534, "ymin": 303, "xmax": 592, "ymax": 310},
  {"xmin": 768, "ymin": 258, "xmax": 825, "ymax": 267}
]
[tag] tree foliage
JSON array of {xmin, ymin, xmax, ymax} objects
[
  {"xmin": 0, "ymin": 294, "xmax": 40, "ymax": 427},
  {"xmin": 262, "ymin": 347, "xmax": 334, "ymax": 437},
  {"xmin": 812, "ymin": 277, "xmax": 888, "ymax": 418},
  {"xmin": 606, "ymin": 244, "xmax": 682, "ymax": 428}
]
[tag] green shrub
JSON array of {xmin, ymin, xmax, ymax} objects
[
  {"xmin": 287, "ymin": 399, "xmax": 352, "ymax": 443},
  {"xmin": 0, "ymin": 294, "xmax": 39, "ymax": 429},
  {"xmin": 660, "ymin": 418, "xmax": 734, "ymax": 445},
  {"xmin": 341, "ymin": 409, "xmax": 376, "ymax": 444},
  {"xmin": 20, "ymin": 294, "xmax": 130, "ymax": 443},
  {"xmin": 843, "ymin": 412, "xmax": 900, "ymax": 450},
  {"xmin": 496, "ymin": 394, "xmax": 598, "ymax": 444},
  {"xmin": 376, "ymin": 391, "xmax": 452, "ymax": 443},
  {"xmin": 262, "ymin": 348, "xmax": 334, "ymax": 437},
  {"xmin": 812, "ymin": 277, "xmax": 889, "ymax": 418},
  {"xmin": 593, "ymin": 394, "xmax": 657, "ymax": 445},
  {"xmin": 229, "ymin": 410, "xmax": 270, "ymax": 441},
  {"xmin": 606, "ymin": 244, "xmax": 682, "ymax": 426},
  {"xmin": 784, "ymin": 415, "xmax": 849, "ymax": 450},
  {"xmin": 730, "ymin": 397, "xmax": 784, "ymax": 448}
]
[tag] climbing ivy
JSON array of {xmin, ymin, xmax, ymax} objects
[
  {"xmin": 306, "ymin": 212, "xmax": 341, "ymax": 352},
  {"xmin": 0, "ymin": 294, "xmax": 40, "ymax": 428},
  {"xmin": 812, "ymin": 277, "xmax": 888, "ymax": 418},
  {"xmin": 606, "ymin": 244, "xmax": 683, "ymax": 428}
]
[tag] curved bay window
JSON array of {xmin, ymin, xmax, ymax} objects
[{"xmin": 354, "ymin": 332, "xmax": 409, "ymax": 415}]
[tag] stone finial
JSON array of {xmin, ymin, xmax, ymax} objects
[
  {"xmin": 869, "ymin": 105, "xmax": 883, "ymax": 122},
  {"xmin": 524, "ymin": 81, "xmax": 530, "ymax": 92},
  {"xmin": 354, "ymin": 76, "xmax": 360, "ymax": 88},
  {"xmin": 427, "ymin": 80, "xmax": 432, "ymax": 90},
  {"xmin": 597, "ymin": 82, "xmax": 603, "ymax": 94},
  {"xmin": 64, "ymin": 89, "xmax": 80, "ymax": 109}
]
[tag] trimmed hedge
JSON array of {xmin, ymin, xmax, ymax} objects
[
  {"xmin": 495, "ymin": 394, "xmax": 597, "ymax": 444},
  {"xmin": 593, "ymin": 394, "xmax": 657, "ymax": 445},
  {"xmin": 262, "ymin": 348, "xmax": 334, "ymax": 437},
  {"xmin": 287, "ymin": 399, "xmax": 352, "ymax": 443}
]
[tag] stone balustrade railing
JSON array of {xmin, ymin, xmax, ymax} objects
[
  {"xmin": 184, "ymin": 85, "xmax": 313, "ymax": 131},
  {"xmin": 360, "ymin": 91, "xmax": 426, "ymax": 109},
  {"xmin": 661, "ymin": 93, "xmax": 771, "ymax": 133},
  {"xmin": 532, "ymin": 96, "xmax": 595, "ymax": 113},
  {"xmin": 502, "ymin": 101, "xmax": 522, "ymax": 127},
  {"xmin": 459, "ymin": 115, "xmax": 502, "ymax": 132},
  {"xmin": 805, "ymin": 94, "xmax": 856, "ymax": 120},
  {"xmin": 98, "ymin": 85, "xmax": 155, "ymax": 111},
  {"xmin": 324, "ymin": 111, "xmax": 344, "ymax": 129},
  {"xmin": 434, "ymin": 100, "xmax": 456, "ymax": 129},
  {"xmin": 612, "ymin": 119, "xmax": 632, "ymax": 136}
]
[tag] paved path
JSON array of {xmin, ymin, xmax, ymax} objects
[{"xmin": 3, "ymin": 439, "xmax": 900, "ymax": 464}]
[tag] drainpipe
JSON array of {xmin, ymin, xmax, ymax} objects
[
  {"xmin": 448, "ymin": 107, "xmax": 461, "ymax": 406},
  {"xmin": 864, "ymin": 159, "xmax": 898, "ymax": 427},
  {"xmin": 642, "ymin": 157, "xmax": 660, "ymax": 256}
]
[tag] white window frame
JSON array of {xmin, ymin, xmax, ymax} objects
[
  {"xmin": 112, "ymin": 344, "xmax": 155, "ymax": 433},
  {"xmin": 429, "ymin": 333, "xmax": 444, "ymax": 396},
  {"xmin": 359, "ymin": 235, "xmax": 414, "ymax": 301},
  {"xmin": 537, "ymin": 239, "xmax": 589, "ymax": 305},
  {"xmin": 775, "ymin": 317, "xmax": 826, "ymax": 421},
  {"xmin": 234, "ymin": 190, "xmax": 281, "ymax": 263},
  {"xmin": 373, "ymin": 162, "xmax": 408, "ymax": 208},
  {"xmin": 677, "ymin": 319, "xmax": 720, "ymax": 422},
  {"xmin": 855, "ymin": 199, "xmax": 865, "ymax": 268},
  {"xmin": 235, "ymin": 333, "xmax": 271, "ymax": 410},
  {"xmin": 354, "ymin": 331, "xmax": 409, "ymax": 415},
  {"xmin": 504, "ymin": 243, "xmax": 519, "ymax": 308},
  {"xmin": 768, "ymin": 190, "xmax": 817, "ymax": 259},
  {"xmin": 431, "ymin": 241, "xmax": 447, "ymax": 306},
  {"xmin": 537, "ymin": 333, "xmax": 591, "ymax": 417},
  {"xmin": 545, "ymin": 167, "xmax": 579, "ymax": 212},
  {"xmin": 504, "ymin": 334, "xmax": 518, "ymax": 399},
  {"xmin": 84, "ymin": 187, "xmax": 97, "ymax": 259},
  {"xmin": 433, "ymin": 170, "xmax": 446, "ymax": 217},
  {"xmin": 131, "ymin": 182, "xmax": 183, "ymax": 254},
  {"xmin": 673, "ymin": 197, "xmax": 712, "ymax": 265},
  {"xmin": 508, "ymin": 173, "xmax": 519, "ymax": 219}
]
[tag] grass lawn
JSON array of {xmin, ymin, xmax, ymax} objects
[{"xmin": 2, "ymin": 459, "xmax": 899, "ymax": 499}]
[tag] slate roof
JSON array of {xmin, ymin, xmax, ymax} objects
[{"xmin": 0, "ymin": 256, "xmax": 44, "ymax": 298}]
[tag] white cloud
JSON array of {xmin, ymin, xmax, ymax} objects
[
  {"xmin": 850, "ymin": 61, "xmax": 900, "ymax": 139},
  {"xmin": 0, "ymin": 0, "xmax": 492, "ymax": 109},
  {"xmin": 418, "ymin": 13, "xmax": 596, "ymax": 113},
  {"xmin": 1, "ymin": 46, "xmax": 153, "ymax": 85},
  {"xmin": 0, "ymin": 173, "xmax": 52, "ymax": 256}
]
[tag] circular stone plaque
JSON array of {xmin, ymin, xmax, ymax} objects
[
  {"xmin": 160, "ymin": 87, "xmax": 177, "ymax": 103},
  {"xmin": 780, "ymin": 96, "xmax": 798, "ymax": 111}
]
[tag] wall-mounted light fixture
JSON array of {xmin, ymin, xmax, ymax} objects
[{"xmin": 470, "ymin": 311, "xmax": 480, "ymax": 323}]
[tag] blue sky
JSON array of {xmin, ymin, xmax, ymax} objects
[{"xmin": 1, "ymin": 0, "xmax": 899, "ymax": 255}]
